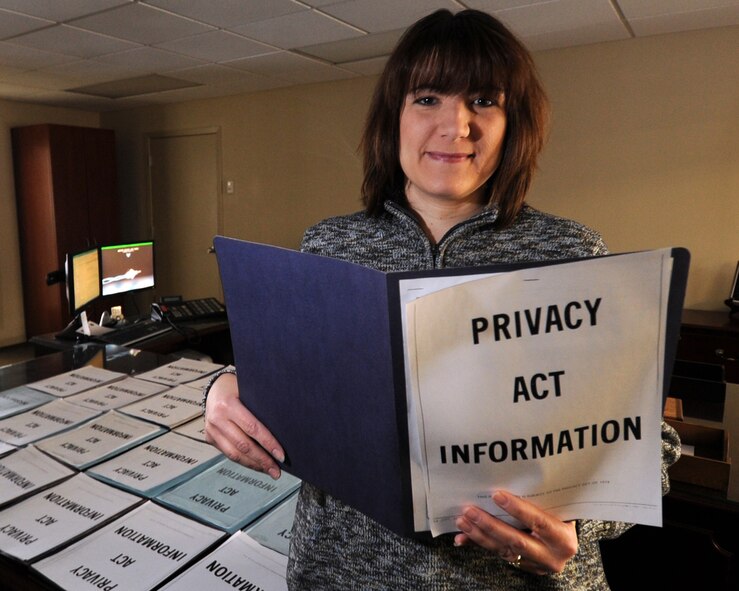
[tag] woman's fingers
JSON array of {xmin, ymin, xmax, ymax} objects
[
  {"xmin": 455, "ymin": 490, "xmax": 578, "ymax": 575},
  {"xmin": 203, "ymin": 373, "xmax": 285, "ymax": 478}
]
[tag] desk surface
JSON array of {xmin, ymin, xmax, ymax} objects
[
  {"xmin": 30, "ymin": 318, "xmax": 232, "ymax": 365},
  {"xmin": 0, "ymin": 346, "xmax": 183, "ymax": 591},
  {"xmin": 0, "ymin": 343, "xmax": 177, "ymax": 392}
]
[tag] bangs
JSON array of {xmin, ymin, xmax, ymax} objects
[{"xmin": 404, "ymin": 27, "xmax": 510, "ymax": 98}]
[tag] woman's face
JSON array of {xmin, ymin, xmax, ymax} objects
[{"xmin": 399, "ymin": 89, "xmax": 507, "ymax": 210}]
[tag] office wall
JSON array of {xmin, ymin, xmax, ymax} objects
[
  {"xmin": 103, "ymin": 77, "xmax": 375, "ymax": 250},
  {"xmin": 529, "ymin": 25, "xmax": 738, "ymax": 310},
  {"xmin": 101, "ymin": 25, "xmax": 736, "ymax": 315},
  {"xmin": 0, "ymin": 101, "xmax": 99, "ymax": 347},
  {"xmin": 1, "ymin": 25, "xmax": 736, "ymax": 347}
]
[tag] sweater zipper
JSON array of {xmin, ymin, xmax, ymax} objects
[{"xmin": 384, "ymin": 200, "xmax": 498, "ymax": 269}]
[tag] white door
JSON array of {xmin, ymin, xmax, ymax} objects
[{"xmin": 147, "ymin": 129, "xmax": 222, "ymax": 302}]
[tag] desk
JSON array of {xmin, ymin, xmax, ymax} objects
[
  {"xmin": 0, "ymin": 346, "xmax": 180, "ymax": 591},
  {"xmin": 602, "ymin": 309, "xmax": 739, "ymax": 590},
  {"xmin": 30, "ymin": 318, "xmax": 233, "ymax": 365}
]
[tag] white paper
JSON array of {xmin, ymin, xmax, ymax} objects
[
  {"xmin": 0, "ymin": 386, "xmax": 55, "ymax": 418},
  {"xmin": 159, "ymin": 531, "xmax": 287, "ymax": 591},
  {"xmin": 0, "ymin": 473, "xmax": 140, "ymax": 562},
  {"xmin": 27, "ymin": 366, "xmax": 126, "ymax": 397},
  {"xmin": 398, "ymin": 272, "xmax": 497, "ymax": 531},
  {"xmin": 183, "ymin": 365, "xmax": 235, "ymax": 392},
  {"xmin": 65, "ymin": 377, "xmax": 170, "ymax": 411},
  {"xmin": 118, "ymin": 384, "xmax": 203, "ymax": 428},
  {"xmin": 135, "ymin": 358, "xmax": 224, "ymax": 386},
  {"xmin": 0, "ymin": 446, "xmax": 75, "ymax": 506},
  {"xmin": 245, "ymin": 493, "xmax": 299, "ymax": 557},
  {"xmin": 405, "ymin": 250, "xmax": 671, "ymax": 535},
  {"xmin": 87, "ymin": 431, "xmax": 222, "ymax": 496},
  {"xmin": 33, "ymin": 501, "xmax": 224, "ymax": 591},
  {"xmin": 34, "ymin": 410, "xmax": 165, "ymax": 469},
  {"xmin": 0, "ymin": 399, "xmax": 101, "ymax": 446},
  {"xmin": 173, "ymin": 417, "xmax": 207, "ymax": 442},
  {"xmin": 156, "ymin": 458, "xmax": 301, "ymax": 533}
]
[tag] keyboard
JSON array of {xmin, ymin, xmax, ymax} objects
[{"xmin": 97, "ymin": 319, "xmax": 172, "ymax": 347}]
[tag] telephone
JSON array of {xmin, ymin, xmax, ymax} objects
[{"xmin": 151, "ymin": 297, "xmax": 226, "ymax": 322}]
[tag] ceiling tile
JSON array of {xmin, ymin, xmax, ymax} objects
[
  {"xmin": 0, "ymin": 0, "xmax": 733, "ymax": 110},
  {"xmin": 68, "ymin": 73, "xmax": 201, "ymax": 98},
  {"xmin": 142, "ymin": 0, "xmax": 307, "ymax": 29},
  {"xmin": 96, "ymin": 46, "xmax": 206, "ymax": 73},
  {"xmin": 156, "ymin": 30, "xmax": 274, "ymax": 63},
  {"xmin": 0, "ymin": 0, "xmax": 131, "ymax": 22},
  {"xmin": 0, "ymin": 80, "xmax": 47, "ymax": 100},
  {"xmin": 524, "ymin": 20, "xmax": 631, "ymax": 51},
  {"xmin": 617, "ymin": 0, "xmax": 739, "ymax": 19},
  {"xmin": 227, "ymin": 51, "xmax": 356, "ymax": 85},
  {"xmin": 0, "ymin": 40, "xmax": 78, "ymax": 69},
  {"xmin": 225, "ymin": 51, "xmax": 328, "ymax": 76},
  {"xmin": 0, "ymin": 8, "xmax": 53, "ymax": 40},
  {"xmin": 36, "ymin": 58, "xmax": 139, "ymax": 84},
  {"xmin": 476, "ymin": 0, "xmax": 629, "ymax": 38},
  {"xmin": 318, "ymin": 0, "xmax": 460, "ymax": 33},
  {"xmin": 1, "ymin": 67, "xmax": 88, "ymax": 91},
  {"xmin": 167, "ymin": 63, "xmax": 263, "ymax": 85},
  {"xmin": 8, "ymin": 24, "xmax": 138, "ymax": 58},
  {"xmin": 298, "ymin": 28, "xmax": 404, "ymax": 63},
  {"xmin": 231, "ymin": 10, "xmax": 363, "ymax": 49},
  {"xmin": 70, "ymin": 2, "xmax": 214, "ymax": 45},
  {"xmin": 339, "ymin": 55, "xmax": 388, "ymax": 76},
  {"xmin": 625, "ymin": 4, "xmax": 739, "ymax": 36},
  {"xmin": 300, "ymin": 0, "xmax": 340, "ymax": 6},
  {"xmin": 25, "ymin": 88, "xmax": 123, "ymax": 110},
  {"xmin": 166, "ymin": 64, "xmax": 284, "ymax": 94}
]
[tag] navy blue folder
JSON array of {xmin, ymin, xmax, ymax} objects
[{"xmin": 214, "ymin": 236, "xmax": 689, "ymax": 537}]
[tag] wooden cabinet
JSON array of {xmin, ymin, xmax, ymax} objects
[
  {"xmin": 12, "ymin": 124, "xmax": 120, "ymax": 338},
  {"xmin": 677, "ymin": 309, "xmax": 739, "ymax": 383},
  {"xmin": 602, "ymin": 309, "xmax": 739, "ymax": 590}
]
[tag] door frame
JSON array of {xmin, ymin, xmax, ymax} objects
[
  {"xmin": 144, "ymin": 127, "xmax": 224, "ymax": 299},
  {"xmin": 144, "ymin": 126, "xmax": 224, "ymax": 243}
]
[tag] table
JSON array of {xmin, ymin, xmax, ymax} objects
[
  {"xmin": 0, "ymin": 346, "xmax": 181, "ymax": 591},
  {"xmin": 30, "ymin": 318, "xmax": 233, "ymax": 366}
]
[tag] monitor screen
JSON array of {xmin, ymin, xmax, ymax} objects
[
  {"xmin": 100, "ymin": 241, "xmax": 155, "ymax": 296},
  {"xmin": 66, "ymin": 247, "xmax": 101, "ymax": 316}
]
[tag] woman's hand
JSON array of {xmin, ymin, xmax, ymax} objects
[
  {"xmin": 454, "ymin": 490, "xmax": 577, "ymax": 575},
  {"xmin": 203, "ymin": 373, "xmax": 285, "ymax": 479}
]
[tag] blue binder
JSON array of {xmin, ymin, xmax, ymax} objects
[{"xmin": 215, "ymin": 236, "xmax": 689, "ymax": 537}]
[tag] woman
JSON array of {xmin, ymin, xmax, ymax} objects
[{"xmin": 204, "ymin": 9, "xmax": 680, "ymax": 589}]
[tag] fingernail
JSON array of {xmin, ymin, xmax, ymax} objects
[
  {"xmin": 268, "ymin": 468, "xmax": 281, "ymax": 480},
  {"xmin": 272, "ymin": 449, "xmax": 285, "ymax": 463},
  {"xmin": 464, "ymin": 507, "xmax": 480, "ymax": 522},
  {"xmin": 493, "ymin": 491, "xmax": 508, "ymax": 507}
]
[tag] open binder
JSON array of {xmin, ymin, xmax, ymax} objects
[{"xmin": 214, "ymin": 236, "xmax": 689, "ymax": 537}]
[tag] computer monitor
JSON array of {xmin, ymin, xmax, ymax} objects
[
  {"xmin": 65, "ymin": 247, "xmax": 102, "ymax": 316},
  {"xmin": 100, "ymin": 241, "xmax": 155, "ymax": 297}
]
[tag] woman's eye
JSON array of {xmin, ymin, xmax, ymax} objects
[
  {"xmin": 472, "ymin": 97, "xmax": 496, "ymax": 108},
  {"xmin": 414, "ymin": 96, "xmax": 437, "ymax": 106}
]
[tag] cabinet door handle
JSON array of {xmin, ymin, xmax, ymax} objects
[{"xmin": 715, "ymin": 348, "xmax": 736, "ymax": 362}]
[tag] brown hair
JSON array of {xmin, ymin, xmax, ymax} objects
[{"xmin": 360, "ymin": 9, "xmax": 549, "ymax": 228}]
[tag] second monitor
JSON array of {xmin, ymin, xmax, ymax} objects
[{"xmin": 101, "ymin": 241, "xmax": 155, "ymax": 297}]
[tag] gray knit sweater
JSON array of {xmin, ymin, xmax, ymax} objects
[{"xmin": 287, "ymin": 201, "xmax": 681, "ymax": 590}]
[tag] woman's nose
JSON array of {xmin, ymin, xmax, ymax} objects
[{"xmin": 438, "ymin": 99, "xmax": 471, "ymax": 139}]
